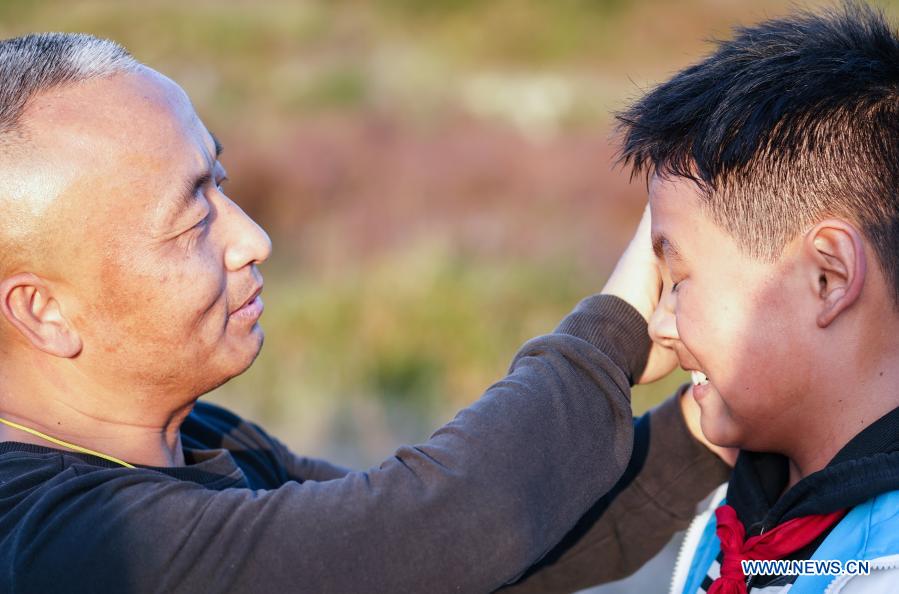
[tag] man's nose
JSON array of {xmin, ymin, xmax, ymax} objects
[
  {"xmin": 647, "ymin": 287, "xmax": 679, "ymax": 348},
  {"xmin": 218, "ymin": 196, "xmax": 273, "ymax": 271}
]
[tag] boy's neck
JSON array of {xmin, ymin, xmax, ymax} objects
[
  {"xmin": 781, "ymin": 355, "xmax": 899, "ymax": 489},
  {"xmin": 785, "ymin": 460, "xmax": 805, "ymax": 491}
]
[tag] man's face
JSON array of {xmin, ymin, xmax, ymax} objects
[
  {"xmin": 15, "ymin": 66, "xmax": 272, "ymax": 402},
  {"xmin": 648, "ymin": 175, "xmax": 814, "ymax": 451}
]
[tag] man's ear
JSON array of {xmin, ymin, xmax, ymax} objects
[
  {"xmin": 804, "ymin": 220, "xmax": 867, "ymax": 328},
  {"xmin": 0, "ymin": 272, "xmax": 82, "ymax": 357}
]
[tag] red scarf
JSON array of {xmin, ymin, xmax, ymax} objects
[{"xmin": 708, "ymin": 504, "xmax": 847, "ymax": 594}]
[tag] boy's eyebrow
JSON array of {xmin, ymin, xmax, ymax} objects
[{"xmin": 651, "ymin": 232, "xmax": 683, "ymax": 261}]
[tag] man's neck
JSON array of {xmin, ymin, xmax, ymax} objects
[
  {"xmin": 0, "ymin": 413, "xmax": 189, "ymax": 467},
  {"xmin": 0, "ymin": 360, "xmax": 195, "ymax": 467}
]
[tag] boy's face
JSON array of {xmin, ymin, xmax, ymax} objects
[{"xmin": 648, "ymin": 175, "xmax": 815, "ymax": 451}]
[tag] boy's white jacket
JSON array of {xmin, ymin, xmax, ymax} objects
[{"xmin": 671, "ymin": 485, "xmax": 899, "ymax": 594}]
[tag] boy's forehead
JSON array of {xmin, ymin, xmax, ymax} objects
[
  {"xmin": 648, "ymin": 173, "xmax": 704, "ymax": 208},
  {"xmin": 648, "ymin": 177, "xmax": 689, "ymax": 232},
  {"xmin": 648, "ymin": 174, "xmax": 713, "ymax": 262}
]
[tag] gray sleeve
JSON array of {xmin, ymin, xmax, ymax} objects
[
  {"xmin": 14, "ymin": 296, "xmax": 645, "ymax": 594},
  {"xmin": 266, "ymin": 435, "xmax": 353, "ymax": 482},
  {"xmin": 499, "ymin": 387, "xmax": 732, "ymax": 594}
]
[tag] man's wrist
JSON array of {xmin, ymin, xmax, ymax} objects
[{"xmin": 554, "ymin": 294, "xmax": 651, "ymax": 385}]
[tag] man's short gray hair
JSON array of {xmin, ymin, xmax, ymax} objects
[{"xmin": 0, "ymin": 32, "xmax": 138, "ymax": 135}]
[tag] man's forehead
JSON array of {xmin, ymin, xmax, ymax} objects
[
  {"xmin": 12, "ymin": 67, "xmax": 217, "ymax": 228},
  {"xmin": 23, "ymin": 66, "xmax": 204, "ymax": 155}
]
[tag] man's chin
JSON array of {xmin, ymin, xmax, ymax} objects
[
  {"xmin": 216, "ymin": 328, "xmax": 265, "ymax": 385},
  {"xmin": 237, "ymin": 327, "xmax": 265, "ymax": 373}
]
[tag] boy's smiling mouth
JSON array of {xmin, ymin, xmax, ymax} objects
[
  {"xmin": 691, "ymin": 370, "xmax": 710, "ymax": 386},
  {"xmin": 688, "ymin": 369, "xmax": 713, "ymax": 402}
]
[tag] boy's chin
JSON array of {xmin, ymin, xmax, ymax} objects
[
  {"xmin": 695, "ymin": 390, "xmax": 744, "ymax": 449},
  {"xmin": 699, "ymin": 420, "xmax": 743, "ymax": 450}
]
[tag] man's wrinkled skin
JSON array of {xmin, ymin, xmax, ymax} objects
[{"xmin": 0, "ymin": 66, "xmax": 271, "ymax": 466}]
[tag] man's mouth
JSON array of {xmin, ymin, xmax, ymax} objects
[
  {"xmin": 231, "ymin": 285, "xmax": 263, "ymax": 315},
  {"xmin": 691, "ymin": 370, "xmax": 710, "ymax": 386}
]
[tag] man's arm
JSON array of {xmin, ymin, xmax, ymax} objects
[
  {"xmin": 205, "ymin": 386, "xmax": 730, "ymax": 593},
  {"xmin": 500, "ymin": 385, "xmax": 731, "ymax": 593},
  {"xmin": 9, "ymin": 295, "xmax": 645, "ymax": 594},
  {"xmin": 257, "ymin": 386, "xmax": 731, "ymax": 594}
]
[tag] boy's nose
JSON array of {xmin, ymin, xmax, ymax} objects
[{"xmin": 648, "ymin": 288, "xmax": 679, "ymax": 348}]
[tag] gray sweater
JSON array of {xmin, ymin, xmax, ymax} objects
[{"xmin": 0, "ymin": 295, "xmax": 728, "ymax": 593}]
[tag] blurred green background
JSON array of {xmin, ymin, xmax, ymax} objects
[{"xmin": 1, "ymin": 0, "xmax": 876, "ymax": 468}]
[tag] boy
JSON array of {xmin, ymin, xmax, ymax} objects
[{"xmin": 618, "ymin": 3, "xmax": 899, "ymax": 593}]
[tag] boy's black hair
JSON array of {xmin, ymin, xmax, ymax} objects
[{"xmin": 617, "ymin": 2, "xmax": 899, "ymax": 304}]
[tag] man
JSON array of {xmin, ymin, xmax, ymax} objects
[{"xmin": 0, "ymin": 33, "xmax": 726, "ymax": 593}]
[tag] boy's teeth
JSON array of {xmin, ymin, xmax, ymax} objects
[{"xmin": 691, "ymin": 370, "xmax": 709, "ymax": 386}]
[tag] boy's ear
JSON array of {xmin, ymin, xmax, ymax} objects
[
  {"xmin": 0, "ymin": 272, "xmax": 82, "ymax": 357},
  {"xmin": 804, "ymin": 220, "xmax": 867, "ymax": 329}
]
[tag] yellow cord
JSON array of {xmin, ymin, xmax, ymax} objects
[{"xmin": 0, "ymin": 416, "xmax": 135, "ymax": 469}]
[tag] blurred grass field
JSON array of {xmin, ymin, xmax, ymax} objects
[{"xmin": 2, "ymin": 0, "xmax": 884, "ymax": 467}]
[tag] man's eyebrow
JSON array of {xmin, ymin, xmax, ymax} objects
[
  {"xmin": 168, "ymin": 171, "xmax": 211, "ymax": 219},
  {"xmin": 157, "ymin": 135, "xmax": 224, "ymax": 229},
  {"xmin": 651, "ymin": 233, "xmax": 682, "ymax": 260},
  {"xmin": 210, "ymin": 132, "xmax": 223, "ymax": 158},
  {"xmin": 164, "ymin": 135, "xmax": 224, "ymax": 221}
]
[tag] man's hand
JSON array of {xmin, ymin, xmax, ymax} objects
[{"xmin": 601, "ymin": 205, "xmax": 678, "ymax": 384}]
